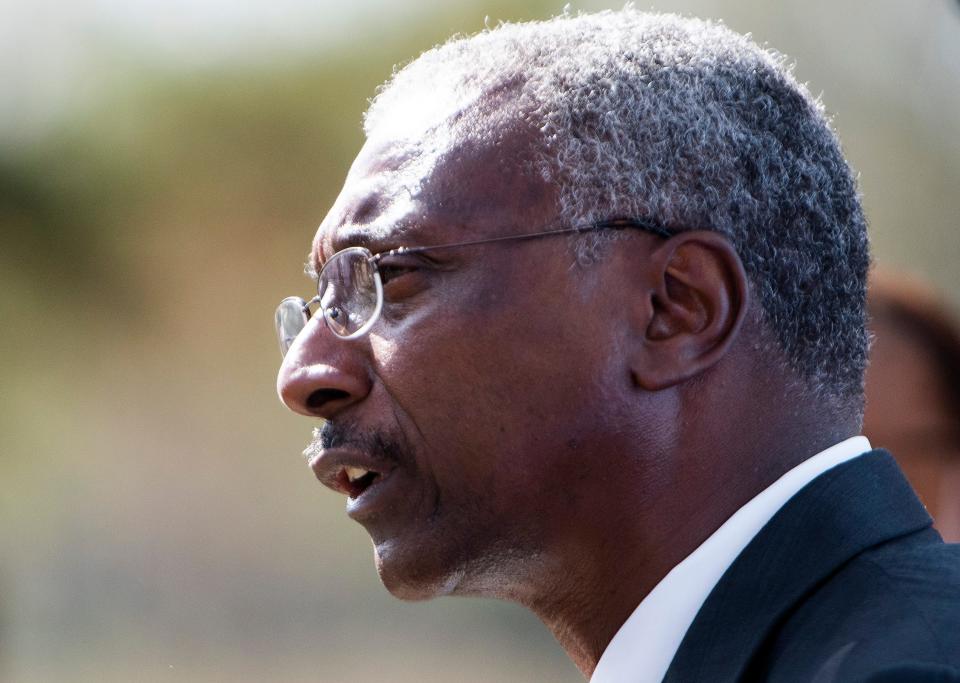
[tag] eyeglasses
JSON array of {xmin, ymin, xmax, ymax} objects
[{"xmin": 275, "ymin": 218, "xmax": 672, "ymax": 356}]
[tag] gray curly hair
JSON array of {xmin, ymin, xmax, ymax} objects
[{"xmin": 364, "ymin": 9, "xmax": 870, "ymax": 402}]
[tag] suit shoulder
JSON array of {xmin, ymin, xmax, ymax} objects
[
  {"xmin": 858, "ymin": 531, "xmax": 960, "ymax": 625},
  {"xmin": 761, "ymin": 531, "xmax": 960, "ymax": 680}
]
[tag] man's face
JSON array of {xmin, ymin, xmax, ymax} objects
[{"xmin": 277, "ymin": 121, "xmax": 633, "ymax": 600}]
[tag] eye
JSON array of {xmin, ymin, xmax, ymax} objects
[
  {"xmin": 375, "ymin": 257, "xmax": 432, "ymax": 308},
  {"xmin": 378, "ymin": 263, "xmax": 417, "ymax": 285}
]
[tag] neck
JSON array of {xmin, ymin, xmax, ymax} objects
[{"xmin": 514, "ymin": 399, "xmax": 858, "ymax": 677}]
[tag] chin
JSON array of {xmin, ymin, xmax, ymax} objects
[{"xmin": 372, "ymin": 536, "xmax": 469, "ymax": 601}]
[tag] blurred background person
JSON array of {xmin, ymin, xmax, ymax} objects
[{"xmin": 865, "ymin": 270, "xmax": 960, "ymax": 543}]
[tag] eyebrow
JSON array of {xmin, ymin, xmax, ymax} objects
[
  {"xmin": 330, "ymin": 230, "xmax": 384, "ymax": 253},
  {"xmin": 307, "ymin": 220, "xmax": 432, "ymax": 277},
  {"xmin": 304, "ymin": 232, "xmax": 367, "ymax": 279}
]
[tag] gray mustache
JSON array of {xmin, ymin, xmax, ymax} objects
[{"xmin": 304, "ymin": 421, "xmax": 407, "ymax": 464}]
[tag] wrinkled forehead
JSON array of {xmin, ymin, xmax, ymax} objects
[{"xmin": 312, "ymin": 97, "xmax": 553, "ymax": 268}]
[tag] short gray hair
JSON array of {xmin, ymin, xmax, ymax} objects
[{"xmin": 365, "ymin": 9, "xmax": 870, "ymax": 401}]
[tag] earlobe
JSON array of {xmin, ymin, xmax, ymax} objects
[{"xmin": 630, "ymin": 231, "xmax": 748, "ymax": 391}]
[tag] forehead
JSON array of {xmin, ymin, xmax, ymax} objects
[{"xmin": 310, "ymin": 118, "xmax": 554, "ymax": 270}]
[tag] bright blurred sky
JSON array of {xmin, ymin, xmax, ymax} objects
[
  {"xmin": 3, "ymin": 0, "xmax": 402, "ymax": 60},
  {"xmin": 4, "ymin": 0, "xmax": 960, "ymax": 142},
  {"xmin": 1, "ymin": 0, "xmax": 415, "ymax": 137}
]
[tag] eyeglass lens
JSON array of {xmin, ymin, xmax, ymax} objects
[
  {"xmin": 275, "ymin": 297, "xmax": 309, "ymax": 357},
  {"xmin": 274, "ymin": 247, "xmax": 384, "ymax": 357},
  {"xmin": 318, "ymin": 247, "xmax": 382, "ymax": 339}
]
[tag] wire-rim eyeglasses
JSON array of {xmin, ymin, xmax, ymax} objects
[{"xmin": 274, "ymin": 218, "xmax": 672, "ymax": 357}]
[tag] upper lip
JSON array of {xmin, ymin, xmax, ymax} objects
[{"xmin": 307, "ymin": 446, "xmax": 396, "ymax": 497}]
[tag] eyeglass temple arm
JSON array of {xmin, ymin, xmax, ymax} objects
[
  {"xmin": 594, "ymin": 219, "xmax": 673, "ymax": 239},
  {"xmin": 380, "ymin": 218, "xmax": 672, "ymax": 259}
]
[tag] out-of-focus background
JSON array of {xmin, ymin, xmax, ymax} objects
[{"xmin": 2, "ymin": 1, "xmax": 959, "ymax": 681}]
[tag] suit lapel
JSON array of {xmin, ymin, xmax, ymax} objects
[{"xmin": 662, "ymin": 450, "xmax": 932, "ymax": 683}]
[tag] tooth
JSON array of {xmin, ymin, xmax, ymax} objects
[{"xmin": 345, "ymin": 467, "xmax": 369, "ymax": 483}]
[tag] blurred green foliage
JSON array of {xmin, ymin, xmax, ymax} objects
[{"xmin": 1, "ymin": 1, "xmax": 958, "ymax": 680}]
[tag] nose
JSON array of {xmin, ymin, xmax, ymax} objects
[{"xmin": 277, "ymin": 317, "xmax": 372, "ymax": 419}]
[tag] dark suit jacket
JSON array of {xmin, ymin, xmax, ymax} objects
[{"xmin": 663, "ymin": 450, "xmax": 960, "ymax": 683}]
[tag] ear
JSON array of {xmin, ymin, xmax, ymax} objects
[{"xmin": 629, "ymin": 230, "xmax": 749, "ymax": 391}]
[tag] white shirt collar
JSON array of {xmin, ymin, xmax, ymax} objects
[{"xmin": 589, "ymin": 436, "xmax": 873, "ymax": 683}]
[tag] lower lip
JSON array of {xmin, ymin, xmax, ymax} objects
[{"xmin": 345, "ymin": 469, "xmax": 409, "ymax": 522}]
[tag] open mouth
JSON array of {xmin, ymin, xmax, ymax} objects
[
  {"xmin": 306, "ymin": 441, "xmax": 398, "ymax": 502},
  {"xmin": 339, "ymin": 466, "xmax": 384, "ymax": 498}
]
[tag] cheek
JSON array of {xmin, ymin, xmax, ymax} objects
[
  {"xmin": 369, "ymin": 260, "xmax": 618, "ymax": 475},
  {"xmin": 382, "ymin": 311, "xmax": 599, "ymax": 473}
]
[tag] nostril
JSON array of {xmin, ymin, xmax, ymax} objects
[
  {"xmin": 278, "ymin": 362, "xmax": 370, "ymax": 418},
  {"xmin": 306, "ymin": 388, "xmax": 351, "ymax": 411}
]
